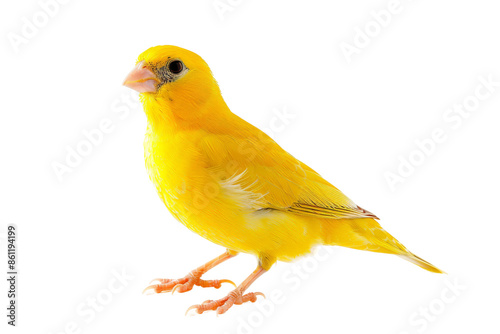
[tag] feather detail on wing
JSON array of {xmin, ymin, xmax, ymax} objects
[
  {"xmin": 251, "ymin": 162, "xmax": 379, "ymax": 220},
  {"xmin": 288, "ymin": 203, "xmax": 378, "ymax": 219},
  {"xmin": 218, "ymin": 170, "xmax": 267, "ymax": 211},
  {"xmin": 198, "ymin": 121, "xmax": 378, "ymax": 221}
]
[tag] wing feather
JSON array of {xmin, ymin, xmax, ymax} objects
[{"xmin": 198, "ymin": 122, "xmax": 378, "ymax": 220}]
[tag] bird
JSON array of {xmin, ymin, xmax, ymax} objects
[{"xmin": 123, "ymin": 45, "xmax": 444, "ymax": 315}]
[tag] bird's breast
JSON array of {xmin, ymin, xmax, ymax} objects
[{"xmin": 143, "ymin": 128, "xmax": 199, "ymax": 219}]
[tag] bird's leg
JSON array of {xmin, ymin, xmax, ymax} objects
[
  {"xmin": 186, "ymin": 266, "xmax": 266, "ymax": 315},
  {"xmin": 143, "ymin": 249, "xmax": 238, "ymax": 295}
]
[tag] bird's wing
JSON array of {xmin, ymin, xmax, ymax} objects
[{"xmin": 199, "ymin": 127, "xmax": 378, "ymax": 220}]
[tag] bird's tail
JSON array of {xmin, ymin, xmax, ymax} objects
[
  {"xmin": 397, "ymin": 253, "xmax": 444, "ymax": 274},
  {"xmin": 321, "ymin": 218, "xmax": 445, "ymax": 274}
]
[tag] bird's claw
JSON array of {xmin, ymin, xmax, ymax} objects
[
  {"xmin": 142, "ymin": 285, "xmax": 158, "ymax": 295},
  {"xmin": 219, "ymin": 279, "xmax": 237, "ymax": 289},
  {"xmin": 253, "ymin": 292, "xmax": 266, "ymax": 300},
  {"xmin": 171, "ymin": 283, "xmax": 183, "ymax": 295},
  {"xmin": 185, "ymin": 291, "xmax": 265, "ymax": 316},
  {"xmin": 143, "ymin": 275, "xmax": 235, "ymax": 295}
]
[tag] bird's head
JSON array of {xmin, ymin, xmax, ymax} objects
[{"xmin": 123, "ymin": 45, "xmax": 223, "ymax": 126}]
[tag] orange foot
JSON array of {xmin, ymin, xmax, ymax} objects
[
  {"xmin": 143, "ymin": 270, "xmax": 235, "ymax": 295},
  {"xmin": 186, "ymin": 290, "xmax": 265, "ymax": 315}
]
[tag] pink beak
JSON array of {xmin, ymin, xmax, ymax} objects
[{"xmin": 123, "ymin": 61, "xmax": 159, "ymax": 93}]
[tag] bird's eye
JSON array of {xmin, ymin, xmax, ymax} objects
[{"xmin": 168, "ymin": 60, "xmax": 184, "ymax": 74}]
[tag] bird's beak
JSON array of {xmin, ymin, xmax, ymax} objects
[{"xmin": 123, "ymin": 61, "xmax": 159, "ymax": 93}]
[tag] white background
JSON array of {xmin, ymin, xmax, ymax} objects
[{"xmin": 1, "ymin": 0, "xmax": 499, "ymax": 333}]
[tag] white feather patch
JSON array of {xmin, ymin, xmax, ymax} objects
[{"xmin": 219, "ymin": 170, "xmax": 266, "ymax": 211}]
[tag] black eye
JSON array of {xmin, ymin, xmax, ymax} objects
[{"xmin": 168, "ymin": 60, "xmax": 184, "ymax": 74}]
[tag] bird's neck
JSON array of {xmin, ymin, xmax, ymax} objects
[{"xmin": 141, "ymin": 91, "xmax": 234, "ymax": 136}]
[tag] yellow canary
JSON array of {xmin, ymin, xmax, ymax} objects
[{"xmin": 123, "ymin": 45, "xmax": 443, "ymax": 315}]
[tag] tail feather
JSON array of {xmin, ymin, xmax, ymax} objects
[
  {"xmin": 398, "ymin": 253, "xmax": 445, "ymax": 274},
  {"xmin": 321, "ymin": 218, "xmax": 445, "ymax": 274}
]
